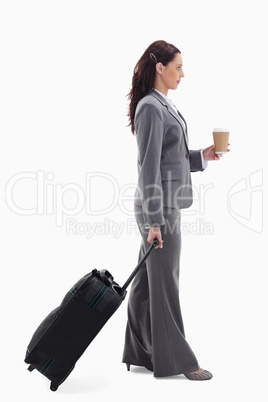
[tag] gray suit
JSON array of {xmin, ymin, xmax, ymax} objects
[{"xmin": 122, "ymin": 89, "xmax": 205, "ymax": 377}]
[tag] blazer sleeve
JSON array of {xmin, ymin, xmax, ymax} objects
[
  {"xmin": 189, "ymin": 149, "xmax": 205, "ymax": 172},
  {"xmin": 134, "ymin": 102, "xmax": 166, "ymax": 227}
]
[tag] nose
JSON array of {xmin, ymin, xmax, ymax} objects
[{"xmin": 181, "ymin": 68, "xmax": 185, "ymax": 78}]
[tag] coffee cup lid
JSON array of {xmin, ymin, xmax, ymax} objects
[{"xmin": 213, "ymin": 128, "xmax": 230, "ymax": 132}]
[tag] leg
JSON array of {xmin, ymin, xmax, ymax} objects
[
  {"xmin": 122, "ymin": 206, "xmax": 200, "ymax": 377},
  {"xmin": 146, "ymin": 207, "xmax": 199, "ymax": 377}
]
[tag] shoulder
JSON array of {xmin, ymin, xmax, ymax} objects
[{"xmin": 135, "ymin": 92, "xmax": 164, "ymax": 118}]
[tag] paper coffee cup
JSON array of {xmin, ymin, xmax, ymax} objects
[{"xmin": 212, "ymin": 128, "xmax": 230, "ymax": 153}]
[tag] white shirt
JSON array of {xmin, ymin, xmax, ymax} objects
[{"xmin": 154, "ymin": 89, "xmax": 208, "ymax": 169}]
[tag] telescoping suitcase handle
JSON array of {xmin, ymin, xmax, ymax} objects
[{"xmin": 121, "ymin": 238, "xmax": 159, "ymax": 292}]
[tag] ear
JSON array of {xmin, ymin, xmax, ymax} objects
[{"xmin": 155, "ymin": 62, "xmax": 163, "ymax": 75}]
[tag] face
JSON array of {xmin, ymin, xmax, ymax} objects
[{"xmin": 156, "ymin": 52, "xmax": 185, "ymax": 91}]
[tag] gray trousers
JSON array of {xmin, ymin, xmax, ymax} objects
[{"xmin": 122, "ymin": 205, "xmax": 200, "ymax": 377}]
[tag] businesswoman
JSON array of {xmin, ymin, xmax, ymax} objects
[{"xmin": 122, "ymin": 40, "xmax": 226, "ymax": 380}]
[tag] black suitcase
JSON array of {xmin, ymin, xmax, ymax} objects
[{"xmin": 24, "ymin": 238, "xmax": 158, "ymax": 391}]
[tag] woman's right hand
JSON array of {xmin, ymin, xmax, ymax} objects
[{"xmin": 147, "ymin": 226, "xmax": 163, "ymax": 249}]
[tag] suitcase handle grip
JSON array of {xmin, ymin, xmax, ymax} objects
[
  {"xmin": 99, "ymin": 270, "xmax": 114, "ymax": 286},
  {"xmin": 121, "ymin": 238, "xmax": 159, "ymax": 292}
]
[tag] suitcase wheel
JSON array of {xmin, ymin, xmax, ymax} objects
[{"xmin": 50, "ymin": 383, "xmax": 58, "ymax": 392}]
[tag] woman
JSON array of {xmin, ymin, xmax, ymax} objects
[{"xmin": 122, "ymin": 40, "xmax": 225, "ymax": 380}]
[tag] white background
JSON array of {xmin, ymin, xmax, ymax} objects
[{"xmin": 1, "ymin": 0, "xmax": 267, "ymax": 401}]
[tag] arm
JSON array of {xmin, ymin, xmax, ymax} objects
[
  {"xmin": 135, "ymin": 102, "xmax": 165, "ymax": 227},
  {"xmin": 189, "ymin": 149, "xmax": 206, "ymax": 172}
]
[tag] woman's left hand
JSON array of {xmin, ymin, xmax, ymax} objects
[{"xmin": 203, "ymin": 144, "xmax": 230, "ymax": 161}]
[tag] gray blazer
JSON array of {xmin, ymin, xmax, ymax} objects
[{"xmin": 133, "ymin": 88, "xmax": 205, "ymax": 227}]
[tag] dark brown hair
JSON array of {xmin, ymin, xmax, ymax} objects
[{"xmin": 127, "ymin": 40, "xmax": 181, "ymax": 134}]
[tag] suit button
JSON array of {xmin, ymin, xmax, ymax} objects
[{"xmin": 186, "ymin": 153, "xmax": 190, "ymax": 159}]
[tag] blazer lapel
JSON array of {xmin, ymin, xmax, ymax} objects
[
  {"xmin": 166, "ymin": 104, "xmax": 189, "ymax": 144},
  {"xmin": 150, "ymin": 89, "xmax": 189, "ymax": 151},
  {"xmin": 175, "ymin": 107, "xmax": 189, "ymax": 142}
]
